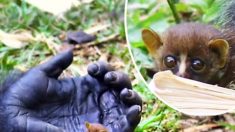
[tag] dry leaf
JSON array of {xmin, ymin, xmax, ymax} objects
[
  {"xmin": 0, "ymin": 30, "xmax": 34, "ymax": 48},
  {"xmin": 149, "ymin": 71, "xmax": 235, "ymax": 116}
]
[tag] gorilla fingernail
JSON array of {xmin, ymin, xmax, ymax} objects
[
  {"xmin": 88, "ymin": 63, "xmax": 99, "ymax": 75},
  {"xmin": 122, "ymin": 88, "xmax": 132, "ymax": 98},
  {"xmin": 105, "ymin": 72, "xmax": 117, "ymax": 82},
  {"xmin": 127, "ymin": 105, "xmax": 141, "ymax": 125}
]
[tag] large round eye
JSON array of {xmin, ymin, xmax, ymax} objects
[
  {"xmin": 164, "ymin": 55, "xmax": 177, "ymax": 68},
  {"xmin": 191, "ymin": 58, "xmax": 205, "ymax": 72}
]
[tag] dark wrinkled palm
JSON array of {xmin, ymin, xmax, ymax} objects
[{"xmin": 0, "ymin": 50, "xmax": 142, "ymax": 132}]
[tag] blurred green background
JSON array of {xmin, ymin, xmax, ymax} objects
[{"xmin": 0, "ymin": 0, "xmax": 127, "ymax": 78}]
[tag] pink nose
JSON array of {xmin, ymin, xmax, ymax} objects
[{"xmin": 176, "ymin": 73, "xmax": 190, "ymax": 78}]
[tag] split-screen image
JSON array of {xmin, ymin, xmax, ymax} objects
[{"xmin": 1, "ymin": 0, "xmax": 235, "ymax": 131}]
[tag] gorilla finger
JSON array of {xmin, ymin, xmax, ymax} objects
[
  {"xmin": 37, "ymin": 49, "xmax": 73, "ymax": 78},
  {"xmin": 120, "ymin": 88, "xmax": 142, "ymax": 107},
  {"xmin": 126, "ymin": 105, "xmax": 142, "ymax": 127},
  {"xmin": 104, "ymin": 71, "xmax": 132, "ymax": 90},
  {"xmin": 87, "ymin": 61, "xmax": 113, "ymax": 79}
]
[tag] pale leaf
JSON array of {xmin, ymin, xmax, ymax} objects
[
  {"xmin": 149, "ymin": 71, "xmax": 235, "ymax": 116},
  {"xmin": 0, "ymin": 30, "xmax": 34, "ymax": 48}
]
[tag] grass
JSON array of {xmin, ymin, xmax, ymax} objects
[{"xmin": 0, "ymin": 0, "xmax": 126, "ymax": 72}]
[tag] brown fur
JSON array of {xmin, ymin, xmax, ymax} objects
[
  {"xmin": 142, "ymin": 22, "xmax": 235, "ymax": 87},
  {"xmin": 162, "ymin": 23, "xmax": 223, "ymax": 54}
]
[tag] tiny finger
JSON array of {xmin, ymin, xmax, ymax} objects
[
  {"xmin": 37, "ymin": 49, "xmax": 73, "ymax": 78},
  {"xmin": 88, "ymin": 61, "xmax": 113, "ymax": 79},
  {"xmin": 126, "ymin": 105, "xmax": 142, "ymax": 127},
  {"xmin": 104, "ymin": 71, "xmax": 132, "ymax": 90},
  {"xmin": 120, "ymin": 88, "xmax": 142, "ymax": 107}
]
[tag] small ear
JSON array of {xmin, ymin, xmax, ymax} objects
[
  {"xmin": 208, "ymin": 39, "xmax": 229, "ymax": 68},
  {"xmin": 142, "ymin": 29, "xmax": 163, "ymax": 56}
]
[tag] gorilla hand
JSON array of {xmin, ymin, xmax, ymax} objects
[{"xmin": 0, "ymin": 50, "xmax": 142, "ymax": 132}]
